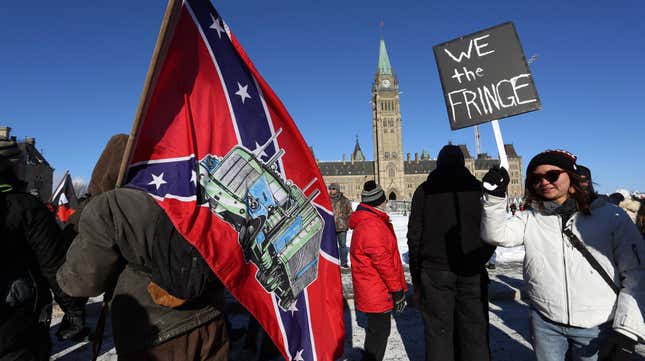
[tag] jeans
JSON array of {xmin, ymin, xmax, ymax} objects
[
  {"xmin": 337, "ymin": 231, "xmax": 348, "ymax": 266},
  {"xmin": 529, "ymin": 308, "xmax": 610, "ymax": 361}
]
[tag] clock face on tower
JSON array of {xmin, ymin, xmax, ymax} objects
[{"xmin": 381, "ymin": 79, "xmax": 391, "ymax": 88}]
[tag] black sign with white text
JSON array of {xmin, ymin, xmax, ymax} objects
[{"xmin": 433, "ymin": 22, "xmax": 541, "ymax": 130}]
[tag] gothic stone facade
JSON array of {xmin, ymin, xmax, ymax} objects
[{"xmin": 316, "ymin": 40, "xmax": 523, "ymax": 202}]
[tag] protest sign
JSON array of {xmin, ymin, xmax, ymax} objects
[{"xmin": 433, "ymin": 22, "xmax": 541, "ymax": 130}]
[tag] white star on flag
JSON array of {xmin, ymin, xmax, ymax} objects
[
  {"xmin": 235, "ymin": 82, "xmax": 251, "ymax": 104},
  {"xmin": 293, "ymin": 349, "xmax": 304, "ymax": 361},
  {"xmin": 209, "ymin": 14, "xmax": 225, "ymax": 38},
  {"xmin": 190, "ymin": 171, "xmax": 197, "ymax": 185},
  {"xmin": 287, "ymin": 302, "xmax": 299, "ymax": 316},
  {"xmin": 148, "ymin": 172, "xmax": 168, "ymax": 190}
]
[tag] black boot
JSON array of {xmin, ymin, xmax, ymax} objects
[{"xmin": 56, "ymin": 311, "xmax": 90, "ymax": 342}]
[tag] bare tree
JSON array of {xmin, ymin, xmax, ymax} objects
[{"xmin": 72, "ymin": 177, "xmax": 87, "ymax": 197}]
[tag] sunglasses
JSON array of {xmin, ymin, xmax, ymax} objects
[{"xmin": 530, "ymin": 170, "xmax": 566, "ymax": 185}]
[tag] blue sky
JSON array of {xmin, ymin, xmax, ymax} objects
[{"xmin": 1, "ymin": 1, "xmax": 643, "ymax": 194}]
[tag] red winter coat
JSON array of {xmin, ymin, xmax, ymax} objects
[{"xmin": 349, "ymin": 204, "xmax": 407, "ymax": 313}]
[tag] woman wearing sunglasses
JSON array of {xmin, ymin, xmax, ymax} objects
[{"xmin": 480, "ymin": 149, "xmax": 644, "ymax": 361}]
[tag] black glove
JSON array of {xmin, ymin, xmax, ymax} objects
[
  {"xmin": 598, "ymin": 331, "xmax": 637, "ymax": 361},
  {"xmin": 391, "ymin": 290, "xmax": 407, "ymax": 313},
  {"xmin": 482, "ymin": 166, "xmax": 510, "ymax": 197}
]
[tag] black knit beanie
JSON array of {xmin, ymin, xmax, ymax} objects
[
  {"xmin": 361, "ymin": 180, "xmax": 386, "ymax": 207},
  {"xmin": 526, "ymin": 149, "xmax": 577, "ymax": 175}
]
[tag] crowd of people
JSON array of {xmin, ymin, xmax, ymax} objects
[{"xmin": 1, "ymin": 136, "xmax": 644, "ymax": 361}]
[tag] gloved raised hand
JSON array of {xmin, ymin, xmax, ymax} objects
[
  {"xmin": 391, "ymin": 290, "xmax": 407, "ymax": 313},
  {"xmin": 598, "ymin": 331, "xmax": 637, "ymax": 361},
  {"xmin": 482, "ymin": 166, "xmax": 510, "ymax": 198}
]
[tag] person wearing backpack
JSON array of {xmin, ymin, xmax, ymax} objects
[
  {"xmin": 56, "ymin": 135, "xmax": 229, "ymax": 360},
  {"xmin": 481, "ymin": 150, "xmax": 645, "ymax": 361},
  {"xmin": 0, "ymin": 154, "xmax": 67, "ymax": 360}
]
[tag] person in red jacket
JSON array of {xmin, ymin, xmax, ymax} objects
[{"xmin": 349, "ymin": 180, "xmax": 408, "ymax": 361}]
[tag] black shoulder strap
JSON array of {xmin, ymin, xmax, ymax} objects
[{"xmin": 562, "ymin": 228, "xmax": 620, "ymax": 295}]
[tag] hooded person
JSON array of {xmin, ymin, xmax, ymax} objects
[
  {"xmin": 0, "ymin": 153, "xmax": 68, "ymax": 360},
  {"xmin": 481, "ymin": 149, "xmax": 645, "ymax": 361},
  {"xmin": 56, "ymin": 134, "xmax": 229, "ymax": 360},
  {"xmin": 407, "ymin": 144, "xmax": 495, "ymax": 361},
  {"xmin": 349, "ymin": 180, "xmax": 407, "ymax": 361}
]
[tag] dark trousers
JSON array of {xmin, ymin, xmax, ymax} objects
[
  {"xmin": 118, "ymin": 315, "xmax": 229, "ymax": 361},
  {"xmin": 418, "ymin": 269, "xmax": 490, "ymax": 361},
  {"xmin": 362, "ymin": 312, "xmax": 391, "ymax": 361},
  {"xmin": 336, "ymin": 231, "xmax": 348, "ymax": 266}
]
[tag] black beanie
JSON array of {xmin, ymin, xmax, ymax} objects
[
  {"xmin": 437, "ymin": 144, "xmax": 465, "ymax": 169},
  {"xmin": 361, "ymin": 180, "xmax": 386, "ymax": 207},
  {"xmin": 526, "ymin": 149, "xmax": 577, "ymax": 175}
]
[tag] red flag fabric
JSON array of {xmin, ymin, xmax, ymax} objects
[{"xmin": 124, "ymin": 1, "xmax": 344, "ymax": 360}]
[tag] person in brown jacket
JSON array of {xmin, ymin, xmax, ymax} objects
[
  {"xmin": 329, "ymin": 183, "xmax": 353, "ymax": 268},
  {"xmin": 56, "ymin": 134, "xmax": 229, "ymax": 361}
]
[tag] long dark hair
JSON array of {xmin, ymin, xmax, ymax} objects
[{"xmin": 524, "ymin": 170, "xmax": 592, "ymax": 215}]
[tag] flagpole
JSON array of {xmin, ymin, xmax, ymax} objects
[{"xmin": 116, "ymin": 0, "xmax": 184, "ymax": 187}]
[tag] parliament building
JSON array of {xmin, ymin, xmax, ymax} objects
[{"xmin": 316, "ymin": 39, "xmax": 524, "ymax": 202}]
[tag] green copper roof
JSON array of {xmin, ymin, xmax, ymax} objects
[{"xmin": 377, "ymin": 39, "xmax": 393, "ymax": 75}]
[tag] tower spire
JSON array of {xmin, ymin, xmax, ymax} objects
[
  {"xmin": 377, "ymin": 40, "xmax": 393, "ymax": 75},
  {"xmin": 352, "ymin": 136, "xmax": 365, "ymax": 162}
]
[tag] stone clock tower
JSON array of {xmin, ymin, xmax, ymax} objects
[{"xmin": 372, "ymin": 39, "xmax": 405, "ymax": 200}]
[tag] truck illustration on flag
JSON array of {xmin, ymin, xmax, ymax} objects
[{"xmin": 198, "ymin": 129, "xmax": 324, "ymax": 308}]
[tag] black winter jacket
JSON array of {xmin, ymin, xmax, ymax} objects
[
  {"xmin": 407, "ymin": 166, "xmax": 495, "ymax": 282},
  {"xmin": 0, "ymin": 192, "xmax": 66, "ymax": 355},
  {"xmin": 57, "ymin": 188, "xmax": 224, "ymax": 354}
]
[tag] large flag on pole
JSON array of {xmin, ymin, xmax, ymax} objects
[
  {"xmin": 50, "ymin": 170, "xmax": 78, "ymax": 223},
  {"xmin": 121, "ymin": 0, "xmax": 344, "ymax": 359}
]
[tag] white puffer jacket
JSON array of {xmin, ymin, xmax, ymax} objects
[{"xmin": 481, "ymin": 195, "xmax": 645, "ymax": 340}]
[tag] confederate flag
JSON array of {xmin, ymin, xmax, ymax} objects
[
  {"xmin": 123, "ymin": 0, "xmax": 345, "ymax": 359},
  {"xmin": 50, "ymin": 171, "xmax": 78, "ymax": 223}
]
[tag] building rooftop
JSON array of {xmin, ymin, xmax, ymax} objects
[
  {"xmin": 404, "ymin": 160, "xmax": 437, "ymax": 175},
  {"xmin": 318, "ymin": 160, "xmax": 374, "ymax": 176}
]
